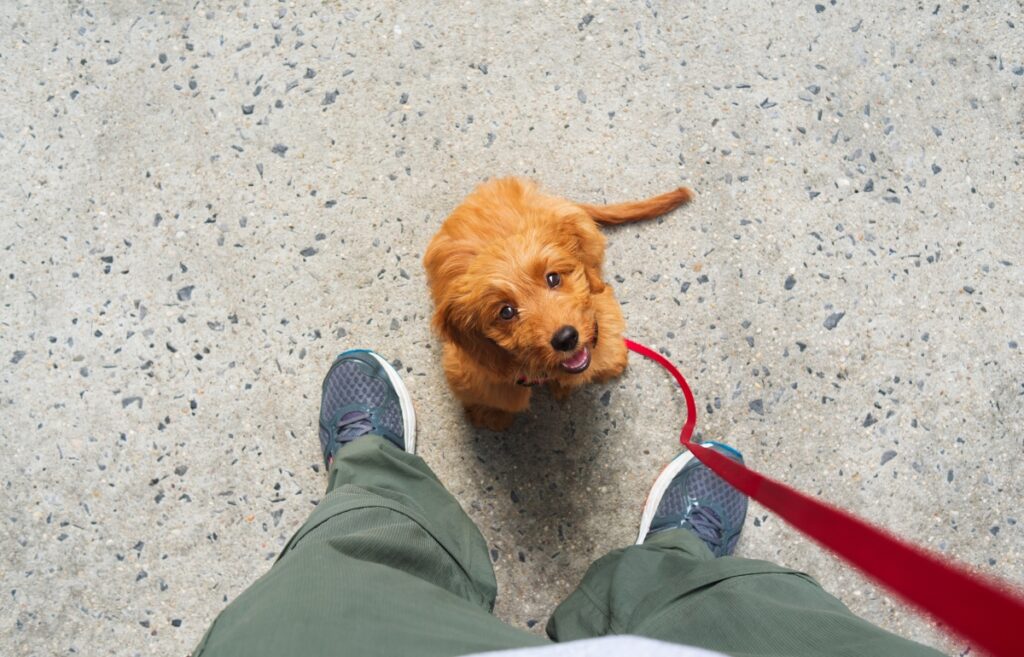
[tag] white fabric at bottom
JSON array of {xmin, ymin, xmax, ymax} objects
[{"xmin": 464, "ymin": 635, "xmax": 727, "ymax": 657}]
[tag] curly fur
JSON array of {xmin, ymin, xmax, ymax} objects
[{"xmin": 424, "ymin": 177, "xmax": 692, "ymax": 430}]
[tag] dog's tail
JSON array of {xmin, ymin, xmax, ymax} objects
[{"xmin": 578, "ymin": 187, "xmax": 693, "ymax": 225}]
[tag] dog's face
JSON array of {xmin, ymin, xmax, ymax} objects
[{"xmin": 432, "ymin": 224, "xmax": 602, "ymax": 382}]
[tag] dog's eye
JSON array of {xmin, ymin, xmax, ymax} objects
[
  {"xmin": 546, "ymin": 272, "xmax": 561, "ymax": 288},
  {"xmin": 499, "ymin": 305, "xmax": 518, "ymax": 320}
]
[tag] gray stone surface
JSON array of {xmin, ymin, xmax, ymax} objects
[{"xmin": 2, "ymin": 1, "xmax": 1022, "ymax": 656}]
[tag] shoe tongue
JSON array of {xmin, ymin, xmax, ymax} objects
[
  {"xmin": 337, "ymin": 411, "xmax": 373, "ymax": 440},
  {"xmin": 684, "ymin": 504, "xmax": 724, "ymax": 546}
]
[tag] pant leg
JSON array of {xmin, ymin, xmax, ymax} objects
[
  {"xmin": 194, "ymin": 436, "xmax": 547, "ymax": 657},
  {"xmin": 547, "ymin": 529, "xmax": 944, "ymax": 657}
]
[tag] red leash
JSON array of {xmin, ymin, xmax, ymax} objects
[{"xmin": 625, "ymin": 338, "xmax": 1024, "ymax": 657}]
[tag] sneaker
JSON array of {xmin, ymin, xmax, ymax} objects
[
  {"xmin": 318, "ymin": 349, "xmax": 416, "ymax": 466},
  {"xmin": 636, "ymin": 442, "xmax": 747, "ymax": 556}
]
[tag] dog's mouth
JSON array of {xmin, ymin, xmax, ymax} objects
[
  {"xmin": 560, "ymin": 345, "xmax": 591, "ymax": 374},
  {"xmin": 558, "ymin": 321, "xmax": 598, "ymax": 374}
]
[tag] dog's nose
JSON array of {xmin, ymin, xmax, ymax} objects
[{"xmin": 550, "ymin": 325, "xmax": 579, "ymax": 352}]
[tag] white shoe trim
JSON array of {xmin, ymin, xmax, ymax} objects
[{"xmin": 365, "ymin": 352, "xmax": 417, "ymax": 454}]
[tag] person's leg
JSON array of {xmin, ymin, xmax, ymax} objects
[
  {"xmin": 548, "ymin": 444, "xmax": 945, "ymax": 657},
  {"xmin": 194, "ymin": 350, "xmax": 545, "ymax": 657}
]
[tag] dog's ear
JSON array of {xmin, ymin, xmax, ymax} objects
[
  {"xmin": 560, "ymin": 211, "xmax": 608, "ymax": 293},
  {"xmin": 433, "ymin": 294, "xmax": 513, "ymax": 373}
]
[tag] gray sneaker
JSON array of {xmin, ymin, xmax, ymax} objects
[
  {"xmin": 637, "ymin": 442, "xmax": 747, "ymax": 556},
  {"xmin": 319, "ymin": 349, "xmax": 416, "ymax": 466}
]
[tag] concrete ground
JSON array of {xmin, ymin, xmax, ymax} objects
[{"xmin": 2, "ymin": 1, "xmax": 1022, "ymax": 655}]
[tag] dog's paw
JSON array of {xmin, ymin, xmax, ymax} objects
[{"xmin": 467, "ymin": 405, "xmax": 516, "ymax": 431}]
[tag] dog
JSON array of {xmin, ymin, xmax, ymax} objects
[{"xmin": 423, "ymin": 177, "xmax": 692, "ymax": 430}]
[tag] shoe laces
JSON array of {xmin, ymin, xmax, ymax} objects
[
  {"xmin": 336, "ymin": 411, "xmax": 374, "ymax": 441},
  {"xmin": 682, "ymin": 502, "xmax": 725, "ymax": 550},
  {"xmin": 325, "ymin": 411, "xmax": 375, "ymax": 467}
]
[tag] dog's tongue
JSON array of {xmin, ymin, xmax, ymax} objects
[{"xmin": 562, "ymin": 347, "xmax": 589, "ymax": 371}]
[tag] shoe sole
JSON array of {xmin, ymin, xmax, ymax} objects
[
  {"xmin": 338, "ymin": 349, "xmax": 417, "ymax": 454},
  {"xmin": 636, "ymin": 441, "xmax": 743, "ymax": 544}
]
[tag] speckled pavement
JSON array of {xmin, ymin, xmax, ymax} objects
[{"xmin": 2, "ymin": 2, "xmax": 1022, "ymax": 656}]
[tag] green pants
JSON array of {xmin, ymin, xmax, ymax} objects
[{"xmin": 194, "ymin": 436, "xmax": 943, "ymax": 657}]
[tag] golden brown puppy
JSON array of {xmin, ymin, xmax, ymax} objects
[{"xmin": 424, "ymin": 178, "xmax": 692, "ymax": 430}]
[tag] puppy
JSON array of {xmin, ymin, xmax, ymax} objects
[{"xmin": 424, "ymin": 177, "xmax": 692, "ymax": 430}]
